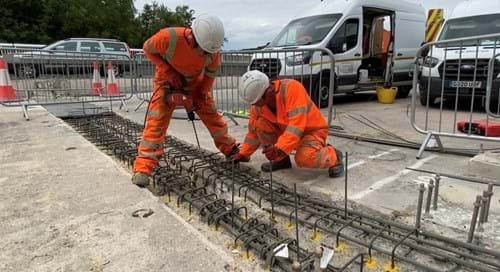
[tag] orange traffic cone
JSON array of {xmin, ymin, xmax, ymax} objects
[
  {"xmin": 106, "ymin": 61, "xmax": 119, "ymax": 96},
  {"xmin": 91, "ymin": 61, "xmax": 102, "ymax": 95},
  {"xmin": 0, "ymin": 58, "xmax": 16, "ymax": 101}
]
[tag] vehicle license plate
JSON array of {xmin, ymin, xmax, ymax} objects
[{"xmin": 449, "ymin": 81, "xmax": 482, "ymax": 88}]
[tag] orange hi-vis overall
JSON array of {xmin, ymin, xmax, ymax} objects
[
  {"xmin": 134, "ymin": 27, "xmax": 236, "ymax": 175},
  {"xmin": 239, "ymin": 79, "xmax": 338, "ymax": 169}
]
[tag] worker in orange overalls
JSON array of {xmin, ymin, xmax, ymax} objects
[
  {"xmin": 132, "ymin": 14, "xmax": 239, "ymax": 186},
  {"xmin": 231, "ymin": 70, "xmax": 344, "ymax": 178}
]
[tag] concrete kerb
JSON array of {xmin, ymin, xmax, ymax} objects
[{"xmin": 0, "ymin": 106, "xmax": 239, "ymax": 272}]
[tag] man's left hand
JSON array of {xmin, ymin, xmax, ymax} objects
[{"xmin": 262, "ymin": 145, "xmax": 283, "ymax": 161}]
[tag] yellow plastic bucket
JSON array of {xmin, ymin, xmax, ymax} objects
[{"xmin": 376, "ymin": 86, "xmax": 398, "ymax": 104}]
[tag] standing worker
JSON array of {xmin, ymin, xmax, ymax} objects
[
  {"xmin": 231, "ymin": 70, "xmax": 344, "ymax": 178},
  {"xmin": 132, "ymin": 14, "xmax": 239, "ymax": 186}
]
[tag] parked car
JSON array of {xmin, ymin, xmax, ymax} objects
[{"xmin": 6, "ymin": 38, "xmax": 132, "ymax": 78}]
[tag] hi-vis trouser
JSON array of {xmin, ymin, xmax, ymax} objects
[
  {"xmin": 133, "ymin": 83, "xmax": 236, "ymax": 175},
  {"xmin": 250, "ymin": 116, "xmax": 338, "ymax": 168}
]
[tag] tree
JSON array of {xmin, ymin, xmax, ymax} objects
[
  {"xmin": 0, "ymin": 0, "xmax": 45, "ymax": 43},
  {"xmin": 0, "ymin": 0, "xmax": 194, "ymax": 48},
  {"xmin": 137, "ymin": 2, "xmax": 194, "ymax": 46}
]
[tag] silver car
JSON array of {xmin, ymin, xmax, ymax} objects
[{"xmin": 7, "ymin": 38, "xmax": 132, "ymax": 78}]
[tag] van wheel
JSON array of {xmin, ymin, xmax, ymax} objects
[
  {"xmin": 396, "ymin": 85, "xmax": 411, "ymax": 98},
  {"xmin": 312, "ymin": 74, "xmax": 335, "ymax": 108},
  {"xmin": 112, "ymin": 64, "xmax": 122, "ymax": 78}
]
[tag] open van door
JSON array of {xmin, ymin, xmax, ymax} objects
[
  {"xmin": 370, "ymin": 15, "xmax": 395, "ymax": 87},
  {"xmin": 326, "ymin": 17, "xmax": 362, "ymax": 88},
  {"xmin": 393, "ymin": 11, "xmax": 426, "ymax": 95}
]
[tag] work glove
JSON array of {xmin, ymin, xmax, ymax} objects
[
  {"xmin": 166, "ymin": 69, "xmax": 185, "ymax": 90},
  {"xmin": 262, "ymin": 145, "xmax": 283, "ymax": 161},
  {"xmin": 230, "ymin": 153, "xmax": 250, "ymax": 163}
]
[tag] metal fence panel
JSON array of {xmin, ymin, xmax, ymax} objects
[
  {"xmin": 410, "ymin": 33, "xmax": 500, "ymax": 158},
  {"xmin": 131, "ymin": 53, "xmax": 155, "ymax": 111},
  {"xmin": 217, "ymin": 48, "xmax": 336, "ymax": 127},
  {"xmin": 1, "ymin": 46, "xmax": 336, "ymax": 127},
  {"xmin": 486, "ymin": 52, "xmax": 500, "ymax": 118},
  {"xmin": 0, "ymin": 44, "xmax": 46, "ymax": 56},
  {"xmin": 1, "ymin": 51, "xmax": 134, "ymax": 109}
]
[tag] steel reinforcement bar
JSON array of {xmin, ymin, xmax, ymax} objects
[
  {"xmin": 64, "ymin": 113, "xmax": 363, "ymax": 272},
  {"xmin": 64, "ymin": 113, "xmax": 500, "ymax": 272},
  {"xmin": 162, "ymin": 137, "xmax": 500, "ymax": 272}
]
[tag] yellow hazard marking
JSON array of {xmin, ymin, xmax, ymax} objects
[
  {"xmin": 311, "ymin": 230, "xmax": 322, "ymax": 241},
  {"xmin": 384, "ymin": 261, "xmax": 399, "ymax": 272},
  {"xmin": 426, "ymin": 9, "xmax": 443, "ymax": 26},
  {"xmin": 335, "ymin": 241, "xmax": 347, "ymax": 252},
  {"xmin": 242, "ymin": 250, "xmax": 255, "ymax": 260},
  {"xmin": 159, "ymin": 195, "xmax": 173, "ymax": 203},
  {"xmin": 365, "ymin": 257, "xmax": 377, "ymax": 269},
  {"xmin": 426, "ymin": 9, "xmax": 444, "ymax": 42},
  {"xmin": 225, "ymin": 240, "xmax": 240, "ymax": 250}
]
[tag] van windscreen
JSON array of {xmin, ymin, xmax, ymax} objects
[
  {"xmin": 439, "ymin": 13, "xmax": 500, "ymax": 45},
  {"xmin": 270, "ymin": 14, "xmax": 342, "ymax": 47}
]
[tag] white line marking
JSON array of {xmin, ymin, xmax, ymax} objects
[
  {"xmin": 348, "ymin": 160, "xmax": 366, "ymax": 170},
  {"xmin": 368, "ymin": 149, "xmax": 399, "ymax": 159},
  {"xmin": 350, "ymin": 155, "xmax": 438, "ymax": 200}
]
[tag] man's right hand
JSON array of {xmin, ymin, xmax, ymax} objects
[{"xmin": 230, "ymin": 153, "xmax": 250, "ymax": 163}]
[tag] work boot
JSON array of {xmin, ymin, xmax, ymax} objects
[
  {"xmin": 261, "ymin": 157, "xmax": 292, "ymax": 173},
  {"xmin": 132, "ymin": 172, "xmax": 150, "ymax": 187},
  {"xmin": 328, "ymin": 150, "xmax": 345, "ymax": 178}
]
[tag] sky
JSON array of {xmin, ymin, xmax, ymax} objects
[{"xmin": 134, "ymin": 0, "xmax": 465, "ymax": 50}]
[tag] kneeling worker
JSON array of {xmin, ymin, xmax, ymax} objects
[{"xmin": 231, "ymin": 70, "xmax": 344, "ymax": 178}]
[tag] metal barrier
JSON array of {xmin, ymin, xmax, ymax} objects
[
  {"xmin": 1, "ymin": 51, "xmax": 135, "ymax": 119},
  {"xmin": 217, "ymin": 48, "xmax": 336, "ymax": 127},
  {"xmin": 410, "ymin": 33, "xmax": 500, "ymax": 158},
  {"xmin": 132, "ymin": 53, "xmax": 154, "ymax": 111},
  {"xmin": 1, "ymin": 47, "xmax": 336, "ymax": 127},
  {"xmin": 130, "ymin": 49, "xmax": 336, "ymax": 127},
  {"xmin": 486, "ymin": 52, "xmax": 500, "ymax": 118},
  {"xmin": 0, "ymin": 44, "xmax": 46, "ymax": 56}
]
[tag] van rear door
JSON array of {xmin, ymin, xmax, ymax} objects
[{"xmin": 393, "ymin": 12, "xmax": 425, "ymax": 82}]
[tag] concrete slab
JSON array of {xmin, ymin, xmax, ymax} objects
[
  {"xmin": 0, "ymin": 106, "xmax": 243, "ymax": 272},
  {"xmin": 469, "ymin": 151, "xmax": 500, "ymax": 180}
]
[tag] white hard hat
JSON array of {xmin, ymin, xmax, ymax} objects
[
  {"xmin": 192, "ymin": 14, "xmax": 225, "ymax": 54},
  {"xmin": 239, "ymin": 70, "xmax": 270, "ymax": 104}
]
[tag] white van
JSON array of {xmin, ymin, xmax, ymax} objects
[
  {"xmin": 419, "ymin": 0, "xmax": 500, "ymax": 106},
  {"xmin": 249, "ymin": 0, "xmax": 426, "ymax": 106}
]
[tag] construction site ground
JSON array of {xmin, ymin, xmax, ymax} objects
[{"xmin": 1, "ymin": 92, "xmax": 500, "ymax": 271}]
